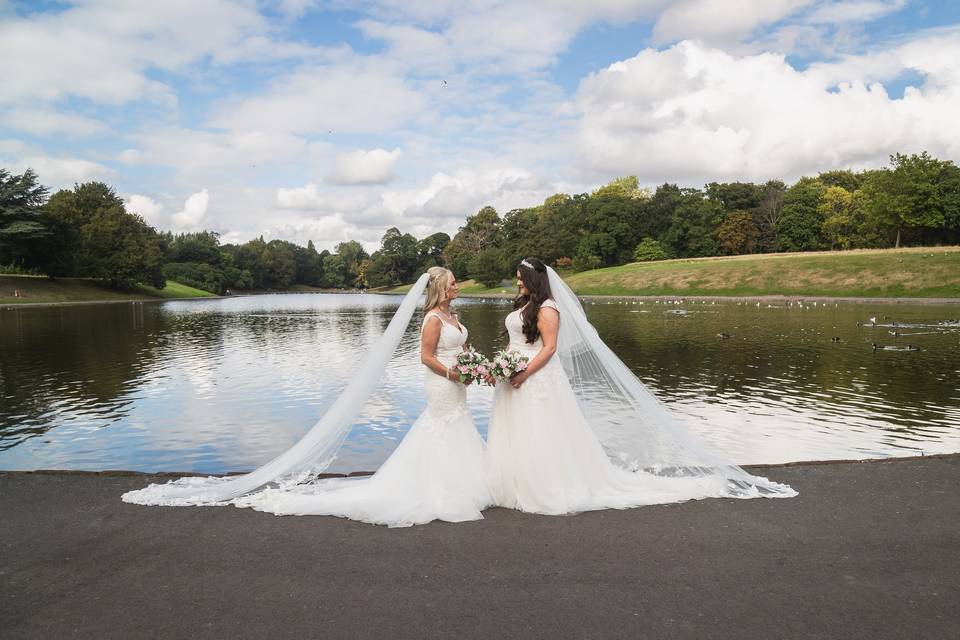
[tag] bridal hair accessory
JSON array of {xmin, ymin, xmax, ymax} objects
[{"xmin": 520, "ymin": 259, "xmax": 534, "ymax": 269}]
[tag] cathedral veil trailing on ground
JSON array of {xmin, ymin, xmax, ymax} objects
[
  {"xmin": 122, "ymin": 267, "xmax": 795, "ymax": 510},
  {"xmin": 539, "ymin": 266, "xmax": 796, "ymax": 499}
]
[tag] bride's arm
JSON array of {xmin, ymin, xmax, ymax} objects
[
  {"xmin": 509, "ymin": 307, "xmax": 559, "ymax": 388},
  {"xmin": 420, "ymin": 316, "xmax": 464, "ymax": 383}
]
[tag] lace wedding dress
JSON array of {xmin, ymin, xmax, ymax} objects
[
  {"xmin": 234, "ymin": 313, "xmax": 491, "ymax": 527},
  {"xmin": 486, "ymin": 295, "xmax": 796, "ymax": 515}
]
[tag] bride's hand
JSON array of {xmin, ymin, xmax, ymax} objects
[
  {"xmin": 509, "ymin": 371, "xmax": 529, "ymax": 389},
  {"xmin": 483, "ymin": 373, "xmax": 497, "ymax": 386}
]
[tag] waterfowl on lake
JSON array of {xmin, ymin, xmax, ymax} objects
[{"xmin": 872, "ymin": 343, "xmax": 921, "ymax": 352}]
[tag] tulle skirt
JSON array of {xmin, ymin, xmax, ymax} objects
[
  {"xmin": 485, "ymin": 351, "xmax": 732, "ymax": 515},
  {"xmin": 236, "ymin": 376, "xmax": 492, "ymax": 527}
]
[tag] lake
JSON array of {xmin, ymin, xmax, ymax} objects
[{"xmin": 2, "ymin": 293, "xmax": 958, "ymax": 474}]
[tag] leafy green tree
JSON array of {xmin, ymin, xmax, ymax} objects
[
  {"xmin": 662, "ymin": 189, "xmax": 722, "ymax": 258},
  {"xmin": 716, "ymin": 210, "xmax": 760, "ymax": 255},
  {"xmin": 579, "ymin": 192, "xmax": 648, "ymax": 265},
  {"xmin": 862, "ymin": 152, "xmax": 959, "ymax": 247},
  {"xmin": 381, "ymin": 227, "xmax": 419, "ymax": 283},
  {"xmin": 294, "ymin": 240, "xmax": 323, "ymax": 286},
  {"xmin": 818, "ymin": 186, "xmax": 872, "ymax": 249},
  {"xmin": 162, "ymin": 262, "xmax": 225, "ymax": 294},
  {"xmin": 334, "ymin": 240, "xmax": 368, "ymax": 287},
  {"xmin": 416, "ymin": 232, "xmax": 450, "ymax": 271},
  {"xmin": 471, "ymin": 247, "xmax": 507, "ymax": 287},
  {"xmin": 574, "ymin": 232, "xmax": 619, "ymax": 268},
  {"xmin": 633, "ymin": 237, "xmax": 668, "ymax": 261},
  {"xmin": 233, "ymin": 236, "xmax": 268, "ymax": 287},
  {"xmin": 643, "ymin": 184, "xmax": 684, "ymax": 243},
  {"xmin": 705, "ymin": 181, "xmax": 763, "ymax": 212},
  {"xmin": 500, "ymin": 206, "xmax": 540, "ymax": 268},
  {"xmin": 262, "ymin": 240, "xmax": 297, "ymax": 288},
  {"xmin": 572, "ymin": 251, "xmax": 602, "ymax": 271},
  {"xmin": 591, "ymin": 176, "xmax": 650, "ymax": 200},
  {"xmin": 756, "ymin": 180, "xmax": 786, "ymax": 252},
  {"xmin": 778, "ymin": 178, "xmax": 826, "ymax": 252},
  {"xmin": 0, "ymin": 168, "xmax": 50, "ymax": 268},
  {"xmin": 505, "ymin": 194, "xmax": 580, "ymax": 267},
  {"xmin": 444, "ymin": 205, "xmax": 501, "ymax": 278},
  {"xmin": 79, "ymin": 205, "xmax": 165, "ymax": 288},
  {"xmin": 818, "ymin": 169, "xmax": 862, "ymax": 192},
  {"xmin": 322, "ymin": 254, "xmax": 346, "ymax": 288},
  {"xmin": 167, "ymin": 231, "xmax": 222, "ymax": 266}
]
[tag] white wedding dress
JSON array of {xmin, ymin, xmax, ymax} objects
[
  {"xmin": 234, "ymin": 313, "xmax": 492, "ymax": 527},
  {"xmin": 486, "ymin": 299, "xmax": 754, "ymax": 515}
]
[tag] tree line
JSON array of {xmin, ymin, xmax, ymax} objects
[{"xmin": 1, "ymin": 151, "xmax": 958, "ymax": 293}]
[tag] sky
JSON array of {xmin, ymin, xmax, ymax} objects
[{"xmin": 1, "ymin": 0, "xmax": 959, "ymax": 252}]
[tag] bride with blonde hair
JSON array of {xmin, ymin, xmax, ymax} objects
[{"xmin": 124, "ymin": 266, "xmax": 492, "ymax": 527}]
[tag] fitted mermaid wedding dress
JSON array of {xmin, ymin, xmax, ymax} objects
[
  {"xmin": 234, "ymin": 313, "xmax": 491, "ymax": 527},
  {"xmin": 235, "ymin": 313, "xmax": 491, "ymax": 526}
]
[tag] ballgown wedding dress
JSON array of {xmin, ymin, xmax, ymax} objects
[
  {"xmin": 486, "ymin": 288, "xmax": 796, "ymax": 515},
  {"xmin": 234, "ymin": 313, "xmax": 492, "ymax": 527}
]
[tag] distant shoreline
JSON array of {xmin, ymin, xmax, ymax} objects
[{"xmin": 4, "ymin": 290, "xmax": 960, "ymax": 310}]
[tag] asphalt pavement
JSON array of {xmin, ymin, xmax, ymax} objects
[{"xmin": 2, "ymin": 455, "xmax": 958, "ymax": 639}]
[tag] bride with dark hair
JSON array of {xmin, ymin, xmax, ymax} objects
[
  {"xmin": 484, "ymin": 257, "xmax": 796, "ymax": 515},
  {"xmin": 122, "ymin": 257, "xmax": 793, "ymax": 526}
]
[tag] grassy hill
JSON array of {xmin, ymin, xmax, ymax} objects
[
  {"xmin": 0, "ymin": 275, "xmax": 216, "ymax": 305},
  {"xmin": 396, "ymin": 247, "xmax": 960, "ymax": 299}
]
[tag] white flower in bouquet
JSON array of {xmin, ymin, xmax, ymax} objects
[
  {"xmin": 454, "ymin": 348, "xmax": 490, "ymax": 385},
  {"xmin": 487, "ymin": 349, "xmax": 530, "ymax": 382}
]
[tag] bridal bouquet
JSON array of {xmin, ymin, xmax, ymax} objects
[
  {"xmin": 486, "ymin": 349, "xmax": 530, "ymax": 382},
  {"xmin": 453, "ymin": 348, "xmax": 490, "ymax": 385}
]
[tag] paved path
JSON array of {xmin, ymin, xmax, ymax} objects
[{"xmin": 2, "ymin": 456, "xmax": 958, "ymax": 639}]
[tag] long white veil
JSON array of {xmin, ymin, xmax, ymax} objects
[
  {"xmin": 124, "ymin": 266, "xmax": 794, "ymax": 508},
  {"xmin": 546, "ymin": 266, "xmax": 796, "ymax": 498},
  {"xmin": 122, "ymin": 273, "xmax": 432, "ymax": 506}
]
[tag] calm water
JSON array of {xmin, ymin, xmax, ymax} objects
[{"xmin": 2, "ymin": 294, "xmax": 958, "ymax": 473}]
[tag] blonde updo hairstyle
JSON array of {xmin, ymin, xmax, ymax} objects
[{"xmin": 424, "ymin": 266, "xmax": 455, "ymax": 313}]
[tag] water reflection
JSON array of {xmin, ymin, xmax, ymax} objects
[{"xmin": 1, "ymin": 294, "xmax": 958, "ymax": 473}]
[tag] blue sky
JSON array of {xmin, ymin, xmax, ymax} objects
[{"xmin": 1, "ymin": 0, "xmax": 958, "ymax": 251}]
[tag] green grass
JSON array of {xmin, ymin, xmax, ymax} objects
[
  {"xmin": 387, "ymin": 247, "xmax": 960, "ymax": 299},
  {"xmin": 0, "ymin": 275, "xmax": 216, "ymax": 305},
  {"xmin": 564, "ymin": 247, "xmax": 960, "ymax": 298},
  {"xmin": 385, "ymin": 279, "xmax": 513, "ymax": 296}
]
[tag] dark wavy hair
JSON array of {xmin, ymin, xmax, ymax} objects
[{"xmin": 514, "ymin": 257, "xmax": 552, "ymax": 344}]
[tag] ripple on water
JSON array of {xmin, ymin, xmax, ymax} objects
[{"xmin": 1, "ymin": 295, "xmax": 958, "ymax": 472}]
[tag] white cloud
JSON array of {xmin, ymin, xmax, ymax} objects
[
  {"xmin": 574, "ymin": 37, "xmax": 960, "ymax": 185},
  {"xmin": 358, "ymin": 1, "xmax": 666, "ymax": 74},
  {"xmin": 0, "ymin": 143, "xmax": 114, "ymax": 187},
  {"xmin": 0, "ymin": 109, "xmax": 106, "ymax": 137},
  {"xmin": 130, "ymin": 128, "xmax": 307, "ymax": 175},
  {"xmin": 326, "ymin": 148, "xmax": 402, "ymax": 185},
  {"xmin": 652, "ymin": 0, "xmax": 815, "ymax": 46},
  {"xmin": 210, "ymin": 60, "xmax": 426, "ymax": 134},
  {"xmin": 125, "ymin": 194, "xmax": 164, "ymax": 225},
  {"xmin": 173, "ymin": 189, "xmax": 210, "ymax": 230},
  {"xmin": 805, "ymin": 0, "xmax": 907, "ymax": 25},
  {"xmin": 0, "ymin": 0, "xmax": 332, "ymax": 107},
  {"xmin": 392, "ymin": 167, "xmax": 553, "ymax": 220}
]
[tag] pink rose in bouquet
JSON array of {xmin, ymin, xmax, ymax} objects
[{"xmin": 486, "ymin": 349, "xmax": 530, "ymax": 382}]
